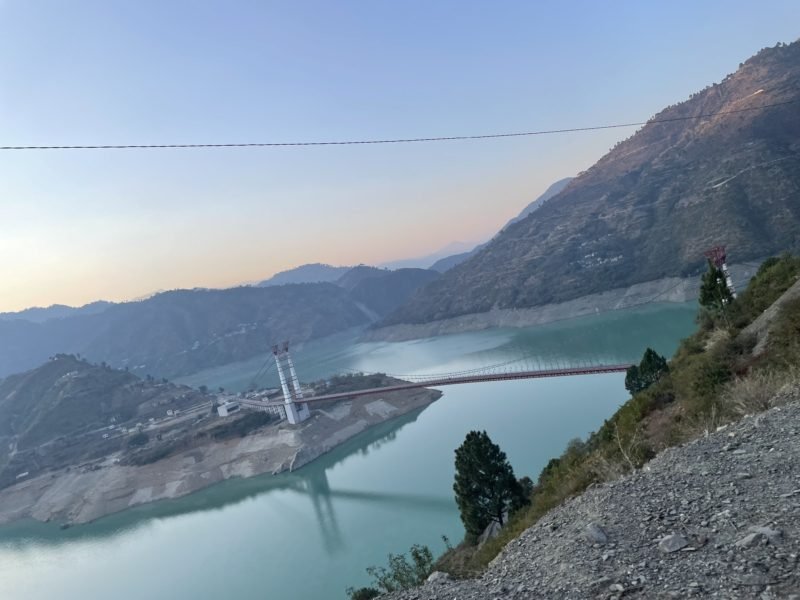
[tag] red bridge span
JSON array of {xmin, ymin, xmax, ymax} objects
[{"xmin": 239, "ymin": 363, "xmax": 633, "ymax": 410}]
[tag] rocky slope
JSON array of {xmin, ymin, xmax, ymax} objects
[
  {"xmin": 386, "ymin": 389, "xmax": 800, "ymax": 599},
  {"xmin": 381, "ymin": 41, "xmax": 800, "ymax": 329}
]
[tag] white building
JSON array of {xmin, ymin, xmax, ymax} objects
[{"xmin": 217, "ymin": 401, "xmax": 241, "ymax": 418}]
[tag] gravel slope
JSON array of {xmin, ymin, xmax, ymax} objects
[{"xmin": 387, "ymin": 390, "xmax": 800, "ymax": 599}]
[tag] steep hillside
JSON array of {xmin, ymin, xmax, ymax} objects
[
  {"xmin": 430, "ymin": 178, "xmax": 573, "ymax": 273},
  {"xmin": 348, "ymin": 268, "xmax": 441, "ymax": 316},
  {"xmin": 336, "ymin": 266, "xmax": 392, "ymax": 291},
  {"xmin": 0, "ymin": 284, "xmax": 371, "ymax": 379},
  {"xmin": 0, "ymin": 354, "xmax": 215, "ymax": 488},
  {"xmin": 500, "ymin": 176, "xmax": 573, "ymax": 231},
  {"xmin": 257, "ymin": 263, "xmax": 353, "ymax": 286},
  {"xmin": 430, "ymin": 250, "xmax": 476, "ymax": 273},
  {"xmin": 380, "ymin": 241, "xmax": 480, "ymax": 270},
  {"xmin": 382, "ymin": 41, "xmax": 800, "ymax": 327}
]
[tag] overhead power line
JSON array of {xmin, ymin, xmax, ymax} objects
[{"xmin": 1, "ymin": 98, "xmax": 796, "ymax": 151}]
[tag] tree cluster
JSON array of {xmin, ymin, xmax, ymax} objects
[
  {"xmin": 625, "ymin": 348, "xmax": 669, "ymax": 396},
  {"xmin": 347, "ymin": 544, "xmax": 434, "ymax": 599}
]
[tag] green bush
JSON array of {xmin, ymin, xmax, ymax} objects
[
  {"xmin": 624, "ymin": 348, "xmax": 669, "ymax": 395},
  {"xmin": 761, "ymin": 296, "xmax": 800, "ymax": 370},
  {"xmin": 209, "ymin": 411, "xmax": 274, "ymax": 441},
  {"xmin": 729, "ymin": 254, "xmax": 800, "ymax": 330},
  {"xmin": 346, "ymin": 588, "xmax": 380, "ymax": 600},
  {"xmin": 349, "ymin": 544, "xmax": 435, "ymax": 595},
  {"xmin": 127, "ymin": 432, "xmax": 149, "ymax": 447}
]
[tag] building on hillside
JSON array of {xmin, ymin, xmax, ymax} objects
[{"xmin": 217, "ymin": 401, "xmax": 241, "ymax": 418}]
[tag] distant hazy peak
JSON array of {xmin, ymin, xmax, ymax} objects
[
  {"xmin": 0, "ymin": 301, "xmax": 113, "ymax": 324},
  {"xmin": 257, "ymin": 263, "xmax": 355, "ymax": 286}
]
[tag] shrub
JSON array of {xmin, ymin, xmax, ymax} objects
[
  {"xmin": 128, "ymin": 432, "xmax": 149, "ymax": 447},
  {"xmin": 208, "ymin": 411, "xmax": 274, "ymax": 441},
  {"xmin": 722, "ymin": 370, "xmax": 792, "ymax": 416},
  {"xmin": 346, "ymin": 587, "xmax": 380, "ymax": 600},
  {"xmin": 352, "ymin": 544, "xmax": 435, "ymax": 594},
  {"xmin": 625, "ymin": 348, "xmax": 668, "ymax": 395},
  {"xmin": 728, "ymin": 254, "xmax": 800, "ymax": 330}
]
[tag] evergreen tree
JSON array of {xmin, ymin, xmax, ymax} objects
[
  {"xmin": 699, "ymin": 261, "xmax": 734, "ymax": 313},
  {"xmin": 453, "ymin": 430, "xmax": 528, "ymax": 539},
  {"xmin": 625, "ymin": 347, "xmax": 669, "ymax": 395}
]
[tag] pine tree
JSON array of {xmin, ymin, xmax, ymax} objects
[
  {"xmin": 625, "ymin": 347, "xmax": 669, "ymax": 395},
  {"xmin": 453, "ymin": 431, "xmax": 528, "ymax": 539},
  {"xmin": 699, "ymin": 261, "xmax": 734, "ymax": 313}
]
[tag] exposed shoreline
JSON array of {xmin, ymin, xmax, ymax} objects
[
  {"xmin": 365, "ymin": 263, "xmax": 761, "ymax": 343},
  {"xmin": 0, "ymin": 388, "xmax": 441, "ymax": 527}
]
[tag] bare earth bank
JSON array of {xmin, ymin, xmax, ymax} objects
[
  {"xmin": 366, "ymin": 263, "xmax": 760, "ymax": 343},
  {"xmin": 0, "ymin": 388, "xmax": 440, "ymax": 526}
]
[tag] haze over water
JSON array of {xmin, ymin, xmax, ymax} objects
[{"xmin": 0, "ymin": 304, "xmax": 696, "ymax": 600}]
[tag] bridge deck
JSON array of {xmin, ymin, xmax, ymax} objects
[{"xmin": 239, "ymin": 364, "xmax": 632, "ymax": 409}]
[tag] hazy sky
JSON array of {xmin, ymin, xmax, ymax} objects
[{"xmin": 1, "ymin": 1, "xmax": 798, "ymax": 311}]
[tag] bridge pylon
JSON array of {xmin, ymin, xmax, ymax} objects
[{"xmin": 273, "ymin": 341, "xmax": 311, "ymax": 425}]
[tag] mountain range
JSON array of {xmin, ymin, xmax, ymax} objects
[
  {"xmin": 380, "ymin": 41, "xmax": 800, "ymax": 328},
  {"xmin": 0, "ymin": 301, "xmax": 114, "ymax": 324},
  {"xmin": 0, "ymin": 267, "xmax": 439, "ymax": 379},
  {"xmin": 257, "ymin": 263, "xmax": 354, "ymax": 286},
  {"xmin": 6, "ymin": 42, "xmax": 800, "ymax": 380}
]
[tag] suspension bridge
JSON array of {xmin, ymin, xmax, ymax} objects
[
  {"xmin": 231, "ymin": 343, "xmax": 633, "ymax": 424},
  {"xmin": 226, "ymin": 249, "xmax": 764, "ymax": 424}
]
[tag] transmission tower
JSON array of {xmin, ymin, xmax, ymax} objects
[{"xmin": 704, "ymin": 245, "xmax": 737, "ymax": 299}]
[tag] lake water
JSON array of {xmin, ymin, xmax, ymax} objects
[{"xmin": 0, "ymin": 303, "xmax": 697, "ymax": 600}]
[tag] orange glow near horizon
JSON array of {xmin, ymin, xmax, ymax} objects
[{"xmin": 0, "ymin": 155, "xmax": 582, "ymax": 313}]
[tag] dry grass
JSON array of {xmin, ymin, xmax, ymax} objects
[
  {"xmin": 587, "ymin": 453, "xmax": 626, "ymax": 483},
  {"xmin": 723, "ymin": 367, "xmax": 799, "ymax": 417},
  {"xmin": 704, "ymin": 327, "xmax": 731, "ymax": 351}
]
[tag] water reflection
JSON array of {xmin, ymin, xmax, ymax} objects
[
  {"xmin": 285, "ymin": 468, "xmax": 455, "ymax": 555},
  {"xmin": 302, "ymin": 468, "xmax": 343, "ymax": 553},
  {"xmin": 0, "ymin": 405, "xmax": 451, "ymax": 552}
]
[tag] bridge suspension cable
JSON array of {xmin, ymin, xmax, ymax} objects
[
  {"xmin": 247, "ymin": 355, "xmax": 277, "ymax": 391},
  {"xmin": 342, "ymin": 348, "xmax": 616, "ymax": 384}
]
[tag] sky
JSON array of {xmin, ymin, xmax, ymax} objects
[{"xmin": 0, "ymin": 1, "xmax": 798, "ymax": 312}]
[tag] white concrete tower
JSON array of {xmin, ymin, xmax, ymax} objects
[
  {"xmin": 272, "ymin": 342, "xmax": 311, "ymax": 425},
  {"xmin": 286, "ymin": 352, "xmax": 311, "ymax": 421}
]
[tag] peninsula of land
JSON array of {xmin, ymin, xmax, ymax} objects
[{"xmin": 0, "ymin": 386, "xmax": 440, "ymax": 526}]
